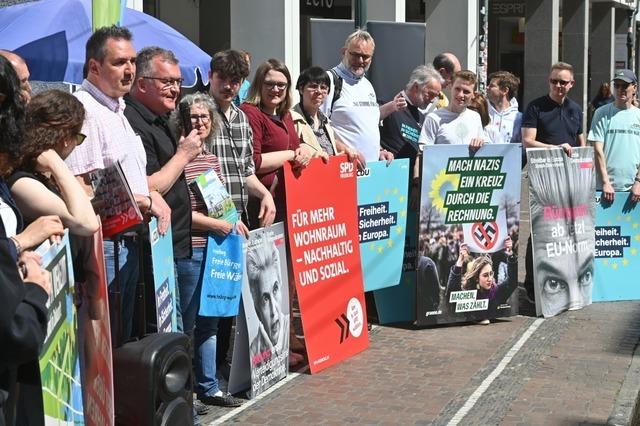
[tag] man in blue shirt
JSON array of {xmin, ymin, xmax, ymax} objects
[
  {"xmin": 589, "ymin": 69, "xmax": 640, "ymax": 203},
  {"xmin": 522, "ymin": 62, "xmax": 585, "ymax": 155},
  {"xmin": 521, "ymin": 62, "xmax": 585, "ymax": 302}
]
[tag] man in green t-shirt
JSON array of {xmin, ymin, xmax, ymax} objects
[{"xmin": 589, "ymin": 69, "xmax": 640, "ymax": 202}]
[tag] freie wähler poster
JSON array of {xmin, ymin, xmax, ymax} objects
[
  {"xmin": 77, "ymin": 220, "xmax": 114, "ymax": 426},
  {"xmin": 527, "ymin": 147, "xmax": 595, "ymax": 318},
  {"xmin": 357, "ymin": 159, "xmax": 409, "ymax": 291},
  {"xmin": 148, "ymin": 218, "xmax": 177, "ymax": 332},
  {"xmin": 417, "ymin": 144, "xmax": 521, "ymax": 326},
  {"xmin": 284, "ymin": 156, "xmax": 368, "ymax": 374},
  {"xmin": 373, "ymin": 208, "xmax": 417, "ymax": 324},
  {"xmin": 593, "ymin": 192, "xmax": 640, "ymax": 301},
  {"xmin": 227, "ymin": 223, "xmax": 289, "ymax": 398},
  {"xmin": 37, "ymin": 232, "xmax": 84, "ymax": 424}
]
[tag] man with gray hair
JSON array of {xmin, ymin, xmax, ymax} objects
[
  {"xmin": 321, "ymin": 29, "xmax": 399, "ymax": 164},
  {"xmin": 380, "ymin": 64, "xmax": 443, "ymax": 174}
]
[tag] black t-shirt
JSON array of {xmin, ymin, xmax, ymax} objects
[
  {"xmin": 521, "ymin": 95, "xmax": 583, "ymax": 147},
  {"xmin": 380, "ymin": 102, "xmax": 424, "ymax": 170},
  {"xmin": 124, "ymin": 95, "xmax": 192, "ymax": 258}
]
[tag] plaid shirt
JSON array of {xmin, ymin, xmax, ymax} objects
[{"xmin": 206, "ymin": 101, "xmax": 255, "ymax": 218}]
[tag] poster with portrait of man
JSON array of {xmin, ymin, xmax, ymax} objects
[
  {"xmin": 416, "ymin": 144, "xmax": 521, "ymax": 326},
  {"xmin": 528, "ymin": 147, "xmax": 596, "ymax": 318},
  {"xmin": 228, "ymin": 223, "xmax": 289, "ymax": 399}
]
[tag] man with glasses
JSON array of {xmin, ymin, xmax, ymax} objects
[
  {"xmin": 321, "ymin": 29, "xmax": 397, "ymax": 164},
  {"xmin": 521, "ymin": 62, "xmax": 585, "ymax": 304},
  {"xmin": 380, "ymin": 64, "xmax": 443, "ymax": 176},
  {"xmin": 65, "ymin": 26, "xmax": 171, "ymax": 344},
  {"xmin": 589, "ymin": 69, "xmax": 640, "ymax": 203},
  {"xmin": 522, "ymin": 62, "xmax": 585, "ymax": 156}
]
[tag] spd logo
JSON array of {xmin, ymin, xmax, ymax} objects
[{"xmin": 339, "ymin": 161, "xmax": 355, "ymax": 178}]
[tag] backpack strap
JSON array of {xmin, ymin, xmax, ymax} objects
[{"xmin": 328, "ymin": 68, "xmax": 343, "ymax": 112}]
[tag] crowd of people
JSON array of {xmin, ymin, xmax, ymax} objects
[{"xmin": 0, "ymin": 21, "xmax": 638, "ymax": 425}]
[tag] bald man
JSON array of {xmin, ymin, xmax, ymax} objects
[
  {"xmin": 0, "ymin": 50, "xmax": 32, "ymax": 102},
  {"xmin": 432, "ymin": 52, "xmax": 461, "ymax": 109}
]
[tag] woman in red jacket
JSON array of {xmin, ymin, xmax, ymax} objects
[{"xmin": 240, "ymin": 59, "xmax": 311, "ymax": 225}]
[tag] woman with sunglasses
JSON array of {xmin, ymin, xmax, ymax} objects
[
  {"xmin": 7, "ymin": 90, "xmax": 99, "ymax": 236},
  {"xmin": 240, "ymin": 59, "xmax": 312, "ymax": 225},
  {"xmin": 446, "ymin": 237, "xmax": 517, "ymax": 324}
]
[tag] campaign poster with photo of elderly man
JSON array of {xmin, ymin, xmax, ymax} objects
[
  {"xmin": 228, "ymin": 223, "xmax": 289, "ymax": 399},
  {"xmin": 528, "ymin": 147, "xmax": 596, "ymax": 318},
  {"xmin": 417, "ymin": 144, "xmax": 521, "ymax": 326}
]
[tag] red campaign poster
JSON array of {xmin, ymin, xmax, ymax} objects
[
  {"xmin": 77, "ymin": 220, "xmax": 115, "ymax": 425},
  {"xmin": 284, "ymin": 155, "xmax": 369, "ymax": 374}
]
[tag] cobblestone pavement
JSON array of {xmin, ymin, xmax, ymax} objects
[{"xmin": 199, "ymin": 300, "xmax": 640, "ymax": 425}]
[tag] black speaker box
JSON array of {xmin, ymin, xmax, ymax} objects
[{"xmin": 113, "ymin": 332, "xmax": 193, "ymax": 426}]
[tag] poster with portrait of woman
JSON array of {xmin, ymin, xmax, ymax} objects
[
  {"xmin": 528, "ymin": 147, "xmax": 596, "ymax": 318},
  {"xmin": 228, "ymin": 223, "xmax": 289, "ymax": 399},
  {"xmin": 416, "ymin": 144, "xmax": 521, "ymax": 326}
]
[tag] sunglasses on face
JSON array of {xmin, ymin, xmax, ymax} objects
[
  {"xmin": 549, "ymin": 78, "xmax": 571, "ymax": 87},
  {"xmin": 76, "ymin": 132, "xmax": 86, "ymax": 145}
]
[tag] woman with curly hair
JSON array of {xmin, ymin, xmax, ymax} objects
[
  {"xmin": 6, "ymin": 89, "xmax": 99, "ymax": 237},
  {"xmin": 446, "ymin": 237, "xmax": 517, "ymax": 323},
  {"xmin": 0, "ymin": 54, "xmax": 53, "ymax": 426}
]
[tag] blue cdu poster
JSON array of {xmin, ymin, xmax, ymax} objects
[{"xmin": 357, "ymin": 159, "xmax": 409, "ymax": 291}]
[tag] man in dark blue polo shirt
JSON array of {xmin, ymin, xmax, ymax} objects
[
  {"xmin": 521, "ymin": 62, "xmax": 585, "ymax": 303},
  {"xmin": 522, "ymin": 61, "xmax": 585, "ymax": 154}
]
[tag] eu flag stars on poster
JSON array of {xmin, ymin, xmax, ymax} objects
[{"xmin": 357, "ymin": 159, "xmax": 410, "ymax": 291}]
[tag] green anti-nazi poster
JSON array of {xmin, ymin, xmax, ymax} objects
[{"xmin": 416, "ymin": 144, "xmax": 521, "ymax": 326}]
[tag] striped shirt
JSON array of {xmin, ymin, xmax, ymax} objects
[
  {"xmin": 65, "ymin": 79, "xmax": 149, "ymax": 196},
  {"xmin": 206, "ymin": 101, "xmax": 255, "ymax": 221},
  {"xmin": 184, "ymin": 152, "xmax": 224, "ymax": 248}
]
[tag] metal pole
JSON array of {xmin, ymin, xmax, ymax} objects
[
  {"xmin": 354, "ymin": 0, "xmax": 366, "ymax": 30},
  {"xmin": 478, "ymin": 0, "xmax": 489, "ymax": 93}
]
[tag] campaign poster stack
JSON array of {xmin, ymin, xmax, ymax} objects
[
  {"xmin": 148, "ymin": 218, "xmax": 177, "ymax": 332},
  {"xmin": 37, "ymin": 233, "xmax": 84, "ymax": 423},
  {"xmin": 593, "ymin": 192, "xmax": 640, "ymax": 301},
  {"xmin": 228, "ymin": 223, "xmax": 289, "ymax": 398},
  {"xmin": 77, "ymin": 222, "xmax": 114, "ymax": 426},
  {"xmin": 284, "ymin": 156, "xmax": 368, "ymax": 374},
  {"xmin": 527, "ymin": 147, "xmax": 595, "ymax": 318},
  {"xmin": 417, "ymin": 144, "xmax": 521, "ymax": 325},
  {"xmin": 357, "ymin": 159, "xmax": 409, "ymax": 291}
]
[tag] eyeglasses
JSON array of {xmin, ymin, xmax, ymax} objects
[
  {"xmin": 141, "ymin": 76, "xmax": 184, "ymax": 89},
  {"xmin": 306, "ymin": 83, "xmax": 329, "ymax": 93},
  {"xmin": 190, "ymin": 114, "xmax": 210, "ymax": 123},
  {"xmin": 549, "ymin": 78, "xmax": 571, "ymax": 87},
  {"xmin": 264, "ymin": 81, "xmax": 288, "ymax": 90},
  {"xmin": 348, "ymin": 51, "xmax": 372, "ymax": 61},
  {"xmin": 480, "ymin": 271, "xmax": 494, "ymax": 279},
  {"xmin": 76, "ymin": 132, "xmax": 86, "ymax": 145}
]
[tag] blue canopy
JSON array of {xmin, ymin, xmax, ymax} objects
[{"xmin": 0, "ymin": 0, "xmax": 211, "ymax": 86}]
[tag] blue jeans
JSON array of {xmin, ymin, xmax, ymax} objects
[
  {"xmin": 175, "ymin": 247, "xmax": 222, "ymax": 396},
  {"xmin": 104, "ymin": 237, "xmax": 139, "ymax": 344}
]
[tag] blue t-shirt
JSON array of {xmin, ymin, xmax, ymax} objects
[
  {"xmin": 588, "ymin": 103, "xmax": 640, "ymax": 191},
  {"xmin": 522, "ymin": 95, "xmax": 583, "ymax": 146}
]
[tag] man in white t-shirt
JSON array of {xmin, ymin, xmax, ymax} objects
[
  {"xmin": 418, "ymin": 70, "xmax": 485, "ymax": 150},
  {"xmin": 321, "ymin": 29, "xmax": 400, "ymax": 163}
]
